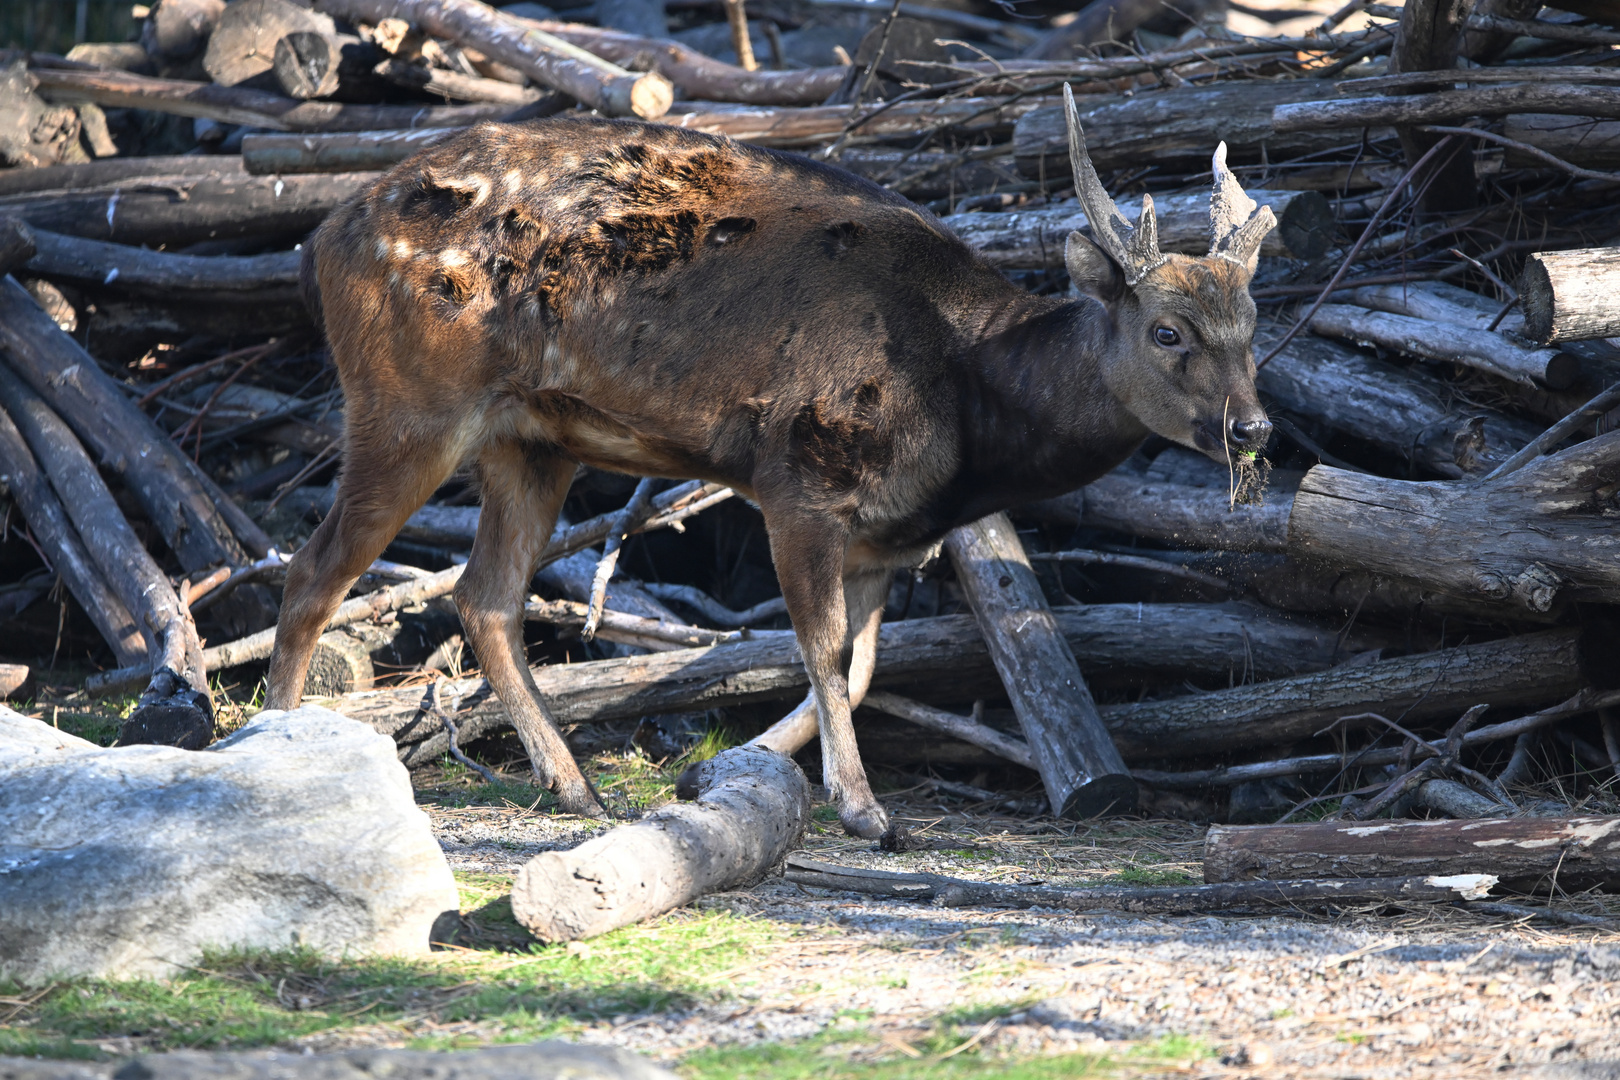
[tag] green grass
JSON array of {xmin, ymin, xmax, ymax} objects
[{"xmin": 0, "ymin": 904, "xmax": 785, "ymax": 1059}]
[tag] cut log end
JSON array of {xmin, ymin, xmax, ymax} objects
[{"xmin": 117, "ymin": 694, "xmax": 214, "ymax": 751}]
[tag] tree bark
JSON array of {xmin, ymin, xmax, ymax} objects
[
  {"xmin": 241, "ymin": 128, "xmax": 457, "ymax": 174},
  {"xmin": 944, "ymin": 513, "xmax": 1135, "ymax": 816},
  {"xmin": 0, "ymin": 154, "xmax": 244, "ymax": 197},
  {"xmin": 1204, "ymin": 816, "xmax": 1620, "ymax": 890},
  {"xmin": 141, "ymin": 0, "xmax": 227, "ymax": 62},
  {"xmin": 1308, "ymin": 304, "xmax": 1578, "ymax": 389},
  {"xmin": 25, "ymin": 227, "xmax": 301, "ymax": 299},
  {"xmin": 371, "ymin": 57, "xmax": 554, "ymax": 105},
  {"xmin": 1256, "ymin": 329, "xmax": 1540, "ymax": 479},
  {"xmin": 348, "ymin": 601, "xmax": 1374, "ymax": 766},
  {"xmin": 0, "ymin": 366, "xmax": 213, "ymax": 749},
  {"xmin": 1272, "ymin": 85, "xmax": 1620, "ymax": 133},
  {"xmin": 0, "ymin": 405, "xmax": 147, "ymax": 666},
  {"xmin": 943, "ymin": 188, "xmax": 1334, "ymax": 269},
  {"xmin": 1025, "ymin": 472, "xmax": 1292, "ymax": 552},
  {"xmin": 0, "ymin": 170, "xmax": 371, "ymax": 246},
  {"xmin": 511, "ymin": 746, "xmax": 809, "ymax": 942},
  {"xmin": 313, "ymin": 0, "xmax": 674, "ymax": 119},
  {"xmin": 668, "ymin": 95, "xmax": 1044, "ymax": 149},
  {"xmin": 1288, "ymin": 431, "xmax": 1620, "ymax": 612},
  {"xmin": 0, "ymin": 277, "xmax": 251, "ymax": 579},
  {"xmin": 1099, "ymin": 629, "xmax": 1589, "ymax": 761},
  {"xmin": 1014, "ymin": 81, "xmax": 1372, "ymax": 181},
  {"xmin": 1388, "ymin": 0, "xmax": 1477, "ymax": 211},
  {"xmin": 784, "ymin": 855, "xmax": 1500, "ymax": 912},
  {"xmin": 1519, "ymin": 247, "xmax": 1620, "ymax": 344},
  {"xmin": 32, "ymin": 67, "xmax": 516, "ymax": 133}
]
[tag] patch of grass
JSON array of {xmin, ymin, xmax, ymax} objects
[
  {"xmin": 1114, "ymin": 867, "xmax": 1197, "ymax": 887},
  {"xmin": 0, "ymin": 898, "xmax": 785, "ymax": 1059}
]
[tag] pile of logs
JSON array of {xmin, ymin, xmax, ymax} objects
[{"xmin": 1, "ymin": 0, "xmax": 1620, "ymax": 840}]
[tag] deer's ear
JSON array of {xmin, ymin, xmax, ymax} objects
[{"xmin": 1066, "ymin": 231, "xmax": 1125, "ymax": 305}]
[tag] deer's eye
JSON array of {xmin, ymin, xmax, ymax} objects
[{"xmin": 1154, "ymin": 326, "xmax": 1181, "ymax": 347}]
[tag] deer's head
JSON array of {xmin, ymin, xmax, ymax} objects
[{"xmin": 1061, "ymin": 84, "xmax": 1275, "ymax": 463}]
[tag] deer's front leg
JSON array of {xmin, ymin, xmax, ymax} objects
[{"xmin": 763, "ymin": 510, "xmax": 889, "ymax": 838}]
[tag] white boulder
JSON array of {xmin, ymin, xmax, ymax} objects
[{"xmin": 0, "ymin": 704, "xmax": 459, "ymax": 984}]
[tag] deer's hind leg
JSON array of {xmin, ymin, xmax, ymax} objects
[
  {"xmin": 266, "ymin": 433, "xmax": 463, "ymax": 712},
  {"xmin": 454, "ymin": 439, "xmax": 605, "ymax": 817}
]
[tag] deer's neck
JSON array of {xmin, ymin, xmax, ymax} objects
[{"xmin": 953, "ymin": 293, "xmax": 1146, "ymax": 517}]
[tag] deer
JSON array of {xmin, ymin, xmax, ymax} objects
[{"xmin": 265, "ymin": 84, "xmax": 1276, "ymax": 839}]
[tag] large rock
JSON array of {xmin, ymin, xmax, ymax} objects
[
  {"xmin": 0, "ymin": 705, "xmax": 458, "ymax": 984},
  {"xmin": 0, "ymin": 1043, "xmax": 675, "ymax": 1080}
]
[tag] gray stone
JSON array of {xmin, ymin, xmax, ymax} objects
[
  {"xmin": 0, "ymin": 1043, "xmax": 675, "ymax": 1080},
  {"xmin": 0, "ymin": 705, "xmax": 458, "ymax": 984}
]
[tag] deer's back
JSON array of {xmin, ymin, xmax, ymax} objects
[{"xmin": 312, "ymin": 118, "xmax": 1023, "ymax": 529}]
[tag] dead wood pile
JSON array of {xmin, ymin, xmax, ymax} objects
[{"xmin": 1, "ymin": 0, "xmax": 1619, "ymax": 850}]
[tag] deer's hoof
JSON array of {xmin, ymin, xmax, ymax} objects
[
  {"xmin": 840, "ymin": 800, "xmax": 889, "ymax": 839},
  {"xmin": 556, "ymin": 787, "xmax": 609, "ymax": 819}
]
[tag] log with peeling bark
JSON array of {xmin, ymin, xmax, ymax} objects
[
  {"xmin": 784, "ymin": 855, "xmax": 1500, "ymax": 913},
  {"xmin": 1333, "ymin": 280, "xmax": 1530, "ymax": 339},
  {"xmin": 0, "ymin": 404, "xmax": 147, "ymax": 666},
  {"xmin": 0, "ymin": 277, "xmax": 254, "ymax": 586},
  {"xmin": 1307, "ymin": 304, "xmax": 1578, "ymax": 389},
  {"xmin": 1256, "ymin": 330, "xmax": 1540, "ymax": 479},
  {"xmin": 1024, "ymin": 472, "xmax": 1292, "ymax": 552},
  {"xmin": 1203, "ymin": 816, "xmax": 1620, "ymax": 889},
  {"xmin": 511, "ymin": 746, "xmax": 810, "ymax": 942},
  {"xmin": 1271, "ymin": 85, "xmax": 1620, "ymax": 133},
  {"xmin": 339, "ymin": 601, "xmax": 1384, "ymax": 765},
  {"xmin": 942, "ymin": 188, "xmax": 1334, "ymax": 268},
  {"xmin": 1288, "ymin": 430, "xmax": 1620, "ymax": 612},
  {"xmin": 0, "ymin": 367, "xmax": 213, "ymax": 749},
  {"xmin": 1013, "ymin": 81, "xmax": 1377, "ymax": 180},
  {"xmin": 944, "ymin": 513, "xmax": 1134, "ymax": 817},
  {"xmin": 315, "ymin": 0, "xmax": 674, "ymax": 119},
  {"xmin": 372, "ymin": 57, "xmax": 557, "ymax": 106},
  {"xmin": 31, "ymin": 67, "xmax": 518, "ymax": 133},
  {"xmin": 25, "ymin": 227, "xmax": 302, "ymax": 300},
  {"xmin": 1504, "ymin": 115, "xmax": 1620, "ymax": 171},
  {"xmin": 0, "ymin": 169, "xmax": 372, "ymax": 246},
  {"xmin": 1099, "ymin": 628, "xmax": 1589, "ymax": 761},
  {"xmin": 1519, "ymin": 248, "xmax": 1620, "ymax": 345}
]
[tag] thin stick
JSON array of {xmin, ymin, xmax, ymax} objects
[
  {"xmin": 433, "ymin": 678, "xmax": 498, "ymax": 784},
  {"xmin": 1418, "ymin": 124, "xmax": 1620, "ymax": 185},
  {"xmin": 1478, "ymin": 380, "xmax": 1620, "ymax": 483},
  {"xmin": 854, "ymin": 0, "xmax": 904, "ymax": 105},
  {"xmin": 582, "ymin": 476, "xmax": 658, "ymax": 641},
  {"xmin": 1028, "ymin": 550, "xmax": 1237, "ymax": 593}
]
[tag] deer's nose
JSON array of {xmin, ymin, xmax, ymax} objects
[{"xmin": 1227, "ymin": 417, "xmax": 1272, "ymax": 449}]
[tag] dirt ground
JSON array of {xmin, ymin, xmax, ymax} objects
[{"xmin": 420, "ymin": 785, "xmax": 1620, "ymax": 1079}]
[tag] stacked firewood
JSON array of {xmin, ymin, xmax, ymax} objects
[{"xmin": 1, "ymin": 0, "xmax": 1618, "ymax": 833}]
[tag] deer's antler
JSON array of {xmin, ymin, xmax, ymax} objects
[
  {"xmin": 1208, "ymin": 142, "xmax": 1276, "ymax": 273},
  {"xmin": 1063, "ymin": 83, "xmax": 1165, "ymax": 285}
]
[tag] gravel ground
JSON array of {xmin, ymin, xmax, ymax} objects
[{"xmin": 423, "ymin": 794, "xmax": 1620, "ymax": 1078}]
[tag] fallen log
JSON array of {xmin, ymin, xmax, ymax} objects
[
  {"xmin": 784, "ymin": 855, "xmax": 1499, "ymax": 913},
  {"xmin": 1503, "ymin": 115, "xmax": 1620, "ymax": 172},
  {"xmin": 1024, "ymin": 472, "xmax": 1291, "ymax": 552},
  {"xmin": 0, "ymin": 403, "xmax": 147, "ymax": 666},
  {"xmin": 862, "ymin": 690, "xmax": 1035, "ymax": 770},
  {"xmin": 0, "ymin": 170, "xmax": 371, "ymax": 246},
  {"xmin": 943, "ymin": 188, "xmax": 1334, "ymax": 268},
  {"xmin": 1463, "ymin": 13, "xmax": 1620, "ymax": 45},
  {"xmin": 944, "ymin": 512, "xmax": 1135, "ymax": 818},
  {"xmin": 1387, "ymin": 0, "xmax": 1476, "ymax": 212},
  {"xmin": 372, "ymin": 57, "xmax": 552, "ymax": 105},
  {"xmin": 25, "ymin": 228, "xmax": 301, "ymax": 299},
  {"xmin": 1272, "ymin": 85, "xmax": 1620, "ymax": 133},
  {"xmin": 511, "ymin": 745, "xmax": 809, "ymax": 941},
  {"xmin": 242, "ymin": 127, "xmax": 454, "ymax": 173},
  {"xmin": 1333, "ymin": 280, "xmax": 1529, "ymax": 338},
  {"xmin": 527, "ymin": 20, "xmax": 848, "ymax": 106},
  {"xmin": 1519, "ymin": 247, "xmax": 1620, "ymax": 345},
  {"xmin": 1255, "ymin": 330, "xmax": 1539, "ymax": 479},
  {"xmin": 0, "ymin": 154, "xmax": 245, "ymax": 197},
  {"xmin": 1307, "ymin": 304, "xmax": 1578, "ymax": 389},
  {"xmin": 339, "ymin": 602, "xmax": 1383, "ymax": 765},
  {"xmin": 0, "ymin": 277, "xmax": 252, "ymax": 580},
  {"xmin": 204, "ymin": 0, "xmax": 336, "ymax": 89},
  {"xmin": 141, "ymin": 0, "xmax": 226, "ymax": 62},
  {"xmin": 667, "ymin": 95, "xmax": 1047, "ymax": 148},
  {"xmin": 30, "ymin": 67, "xmax": 517, "ymax": 133},
  {"xmin": 1014, "ymin": 81, "xmax": 1375, "ymax": 180},
  {"xmin": 0, "ymin": 367, "xmax": 213, "ymax": 749},
  {"xmin": 1100, "ymin": 628, "xmax": 1590, "ymax": 761},
  {"xmin": 0, "ymin": 217, "xmax": 35, "ymax": 274},
  {"xmin": 314, "ymin": 0, "xmax": 674, "ymax": 119},
  {"xmin": 1288, "ymin": 430, "xmax": 1620, "ymax": 612},
  {"xmin": 1204, "ymin": 816, "xmax": 1620, "ymax": 889}
]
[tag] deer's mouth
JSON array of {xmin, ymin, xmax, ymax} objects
[{"xmin": 1190, "ymin": 419, "xmax": 1227, "ymax": 459}]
